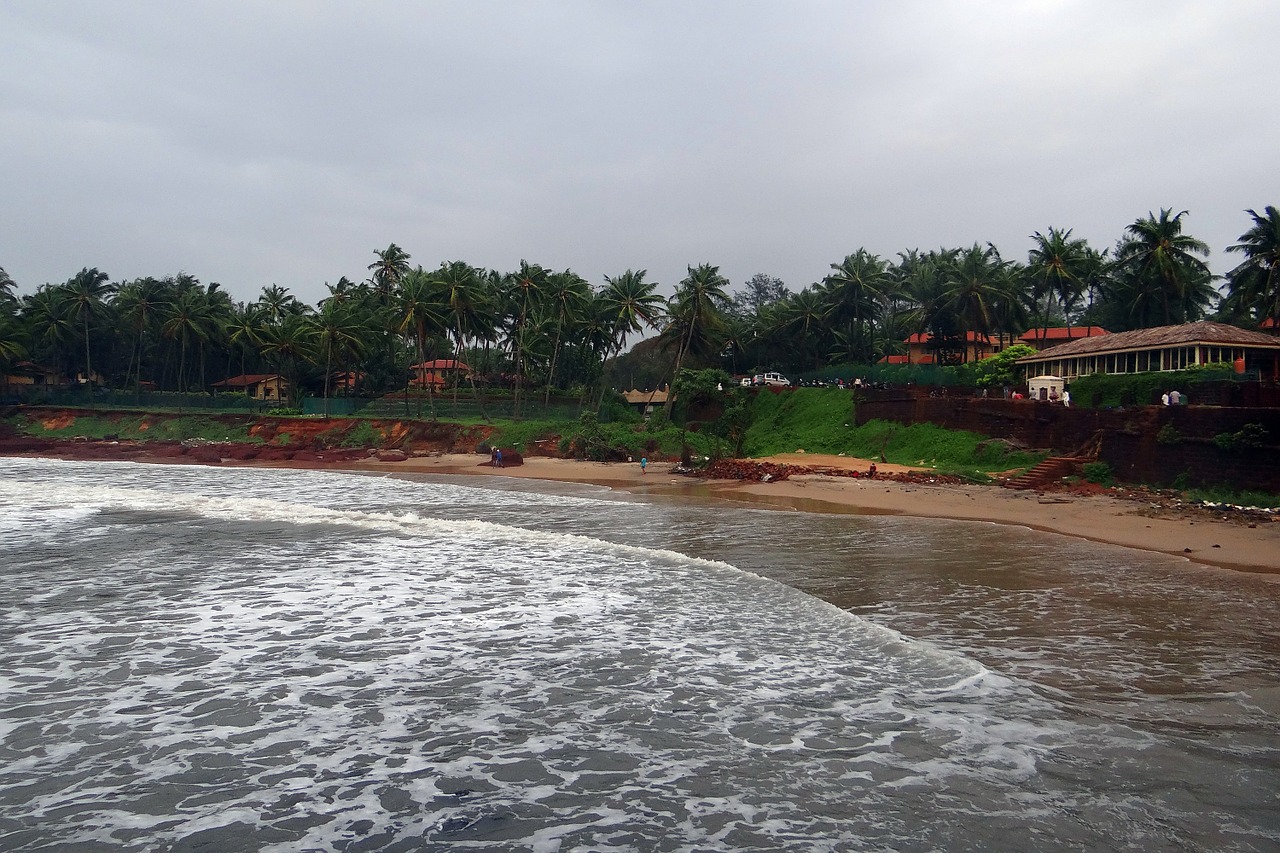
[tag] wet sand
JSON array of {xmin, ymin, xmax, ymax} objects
[
  {"xmin": 8, "ymin": 440, "xmax": 1278, "ymax": 576},
  {"xmin": 346, "ymin": 452, "xmax": 1280, "ymax": 576}
]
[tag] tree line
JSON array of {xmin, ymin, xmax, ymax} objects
[{"xmin": 0, "ymin": 206, "xmax": 1276, "ymax": 409}]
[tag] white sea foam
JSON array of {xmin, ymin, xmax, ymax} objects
[{"xmin": 4, "ymin": 456, "xmax": 1276, "ymax": 851}]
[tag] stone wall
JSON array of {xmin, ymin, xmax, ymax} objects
[{"xmin": 855, "ymin": 393, "xmax": 1280, "ymax": 491}]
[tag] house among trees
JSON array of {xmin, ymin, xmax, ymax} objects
[
  {"xmin": 1016, "ymin": 321, "xmax": 1280, "ymax": 382},
  {"xmin": 884, "ymin": 332, "xmax": 1012, "ymax": 366},
  {"xmin": 2, "ymin": 361, "xmax": 63, "ymax": 390},
  {"xmin": 410, "ymin": 359, "xmax": 472, "ymax": 390},
  {"xmin": 212, "ymin": 373, "xmax": 290, "ymax": 401},
  {"xmin": 1018, "ymin": 327, "xmax": 1110, "ymax": 352},
  {"xmin": 622, "ymin": 388, "xmax": 668, "ymax": 416}
]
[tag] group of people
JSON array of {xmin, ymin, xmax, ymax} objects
[{"xmin": 1161, "ymin": 390, "xmax": 1187, "ymax": 406}]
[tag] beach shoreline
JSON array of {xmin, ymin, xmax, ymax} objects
[{"xmin": 8, "ymin": 439, "xmax": 1275, "ymax": 576}]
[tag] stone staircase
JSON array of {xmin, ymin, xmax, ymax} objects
[{"xmin": 1002, "ymin": 455, "xmax": 1090, "ymax": 490}]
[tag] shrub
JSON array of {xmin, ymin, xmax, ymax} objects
[
  {"xmin": 1081, "ymin": 461, "xmax": 1115, "ymax": 485},
  {"xmin": 1156, "ymin": 423, "xmax": 1182, "ymax": 445},
  {"xmin": 1214, "ymin": 422, "xmax": 1269, "ymax": 451}
]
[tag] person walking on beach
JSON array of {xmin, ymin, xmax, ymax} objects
[
  {"xmin": 640, "ymin": 457, "xmax": 648, "ymax": 474},
  {"xmin": 494, "ymin": 448, "xmax": 503, "ymax": 468}
]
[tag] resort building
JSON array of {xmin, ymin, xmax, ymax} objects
[
  {"xmin": 1017, "ymin": 326, "xmax": 1110, "ymax": 352},
  {"xmin": 622, "ymin": 388, "xmax": 668, "ymax": 416},
  {"xmin": 1015, "ymin": 321, "xmax": 1280, "ymax": 382},
  {"xmin": 884, "ymin": 332, "xmax": 1011, "ymax": 365},
  {"xmin": 410, "ymin": 359, "xmax": 473, "ymax": 390},
  {"xmin": 212, "ymin": 373, "xmax": 290, "ymax": 401}
]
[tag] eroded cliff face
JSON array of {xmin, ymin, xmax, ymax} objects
[{"xmin": 0, "ymin": 408, "xmax": 499, "ymax": 465}]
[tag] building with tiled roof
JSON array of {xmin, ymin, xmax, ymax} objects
[
  {"xmin": 1017, "ymin": 326, "xmax": 1110, "ymax": 351},
  {"xmin": 1016, "ymin": 321, "xmax": 1280, "ymax": 381}
]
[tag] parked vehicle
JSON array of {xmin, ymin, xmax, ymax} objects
[{"xmin": 752, "ymin": 372, "xmax": 791, "ymax": 387}]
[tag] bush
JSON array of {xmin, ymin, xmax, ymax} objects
[
  {"xmin": 1156, "ymin": 423, "xmax": 1181, "ymax": 445},
  {"xmin": 1069, "ymin": 364, "xmax": 1234, "ymax": 409},
  {"xmin": 1214, "ymin": 422, "xmax": 1269, "ymax": 451},
  {"xmin": 1081, "ymin": 461, "xmax": 1115, "ymax": 485}
]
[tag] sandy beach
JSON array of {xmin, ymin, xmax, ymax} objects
[
  {"xmin": 5, "ymin": 434, "xmax": 1277, "ymax": 575},
  {"xmin": 343, "ymin": 451, "xmax": 1280, "ymax": 577}
]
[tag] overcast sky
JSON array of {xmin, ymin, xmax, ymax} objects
[{"xmin": 2, "ymin": 1, "xmax": 1277, "ymax": 306}]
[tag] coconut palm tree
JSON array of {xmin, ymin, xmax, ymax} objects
[
  {"xmin": 433, "ymin": 260, "xmax": 493, "ymax": 408},
  {"xmin": 256, "ymin": 284, "xmax": 300, "ymax": 325},
  {"xmin": 597, "ymin": 269, "xmax": 664, "ymax": 404},
  {"xmin": 541, "ymin": 269, "xmax": 591, "ymax": 405},
  {"xmin": 1113, "ymin": 208, "xmax": 1213, "ymax": 326},
  {"xmin": 258, "ymin": 315, "xmax": 315, "ymax": 408},
  {"xmin": 662, "ymin": 263, "xmax": 729, "ymax": 413},
  {"xmin": 161, "ymin": 287, "xmax": 217, "ymax": 393},
  {"xmin": 504, "ymin": 260, "xmax": 550, "ymax": 417},
  {"xmin": 1225, "ymin": 206, "xmax": 1280, "ymax": 327},
  {"xmin": 775, "ymin": 287, "xmax": 832, "ymax": 369},
  {"xmin": 822, "ymin": 249, "xmax": 889, "ymax": 363},
  {"xmin": 397, "ymin": 268, "xmax": 448, "ymax": 419},
  {"xmin": 58, "ymin": 268, "xmax": 116, "ymax": 395},
  {"xmin": 309, "ymin": 298, "xmax": 370, "ymax": 417},
  {"xmin": 114, "ymin": 277, "xmax": 166, "ymax": 397},
  {"xmin": 225, "ymin": 304, "xmax": 266, "ymax": 385},
  {"xmin": 1026, "ymin": 227, "xmax": 1091, "ymax": 339},
  {"xmin": 369, "ymin": 244, "xmax": 412, "ymax": 306},
  {"xmin": 0, "ymin": 266, "xmax": 17, "ymax": 308}
]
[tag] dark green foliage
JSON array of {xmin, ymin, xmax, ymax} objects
[
  {"xmin": 1156, "ymin": 423, "xmax": 1182, "ymax": 445},
  {"xmin": 1069, "ymin": 364, "xmax": 1233, "ymax": 408},
  {"xmin": 970, "ymin": 344, "xmax": 1037, "ymax": 388},
  {"xmin": 740, "ymin": 389, "xmax": 1045, "ymax": 475},
  {"xmin": 1213, "ymin": 422, "xmax": 1270, "ymax": 451},
  {"xmin": 1081, "ymin": 461, "xmax": 1115, "ymax": 485}
]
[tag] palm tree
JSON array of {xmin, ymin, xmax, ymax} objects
[
  {"xmin": 597, "ymin": 269, "xmax": 664, "ymax": 405},
  {"xmin": 541, "ymin": 269, "xmax": 591, "ymax": 405},
  {"xmin": 397, "ymin": 268, "xmax": 448, "ymax": 419},
  {"xmin": 1026, "ymin": 228, "xmax": 1090, "ymax": 340},
  {"xmin": 504, "ymin": 260, "xmax": 550, "ymax": 417},
  {"xmin": 1225, "ymin": 206, "xmax": 1280, "ymax": 327},
  {"xmin": 309, "ymin": 299, "xmax": 370, "ymax": 417},
  {"xmin": 369, "ymin": 244, "xmax": 412, "ymax": 306},
  {"xmin": 256, "ymin": 284, "xmax": 299, "ymax": 324},
  {"xmin": 941, "ymin": 245, "xmax": 1015, "ymax": 362},
  {"xmin": 0, "ymin": 266, "xmax": 17, "ymax": 308},
  {"xmin": 775, "ymin": 287, "xmax": 832, "ymax": 369},
  {"xmin": 662, "ymin": 263, "xmax": 729, "ymax": 413},
  {"xmin": 21, "ymin": 287, "xmax": 76, "ymax": 376},
  {"xmin": 822, "ymin": 249, "xmax": 889, "ymax": 363},
  {"xmin": 1113, "ymin": 208, "xmax": 1213, "ymax": 326},
  {"xmin": 259, "ymin": 314, "xmax": 316, "ymax": 407},
  {"xmin": 161, "ymin": 287, "xmax": 217, "ymax": 393},
  {"xmin": 59, "ymin": 268, "xmax": 116, "ymax": 395},
  {"xmin": 114, "ymin": 277, "xmax": 166, "ymax": 397},
  {"xmin": 225, "ymin": 304, "xmax": 266, "ymax": 385},
  {"xmin": 433, "ymin": 260, "xmax": 493, "ymax": 408}
]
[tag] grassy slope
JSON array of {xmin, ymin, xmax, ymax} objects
[{"xmin": 741, "ymin": 389, "xmax": 1047, "ymax": 477}]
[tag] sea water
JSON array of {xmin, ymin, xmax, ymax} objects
[{"xmin": 0, "ymin": 457, "xmax": 1276, "ymax": 852}]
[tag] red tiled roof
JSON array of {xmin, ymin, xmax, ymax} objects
[
  {"xmin": 1018, "ymin": 327, "xmax": 1110, "ymax": 342},
  {"xmin": 879, "ymin": 354, "xmax": 934, "ymax": 365},
  {"xmin": 410, "ymin": 359, "xmax": 471, "ymax": 370},
  {"xmin": 1017, "ymin": 321, "xmax": 1280, "ymax": 362},
  {"xmin": 212, "ymin": 374, "xmax": 281, "ymax": 387},
  {"xmin": 905, "ymin": 332, "xmax": 993, "ymax": 344}
]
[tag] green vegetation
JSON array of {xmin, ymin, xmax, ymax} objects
[
  {"xmin": 740, "ymin": 388, "xmax": 1046, "ymax": 477},
  {"xmin": 1081, "ymin": 461, "xmax": 1116, "ymax": 486},
  {"xmin": 17, "ymin": 412, "xmax": 260, "ymax": 444},
  {"xmin": 1183, "ymin": 485, "xmax": 1280, "ymax": 509},
  {"xmin": 1069, "ymin": 364, "xmax": 1234, "ymax": 408},
  {"xmin": 1214, "ymin": 422, "xmax": 1270, "ymax": 451}
]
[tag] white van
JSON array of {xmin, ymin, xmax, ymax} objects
[{"xmin": 753, "ymin": 372, "xmax": 791, "ymax": 387}]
